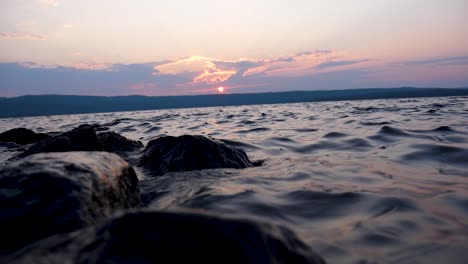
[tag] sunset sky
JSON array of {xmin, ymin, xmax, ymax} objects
[{"xmin": 0, "ymin": 0, "xmax": 467, "ymax": 97}]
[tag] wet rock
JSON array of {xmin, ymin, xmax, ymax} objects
[
  {"xmin": 139, "ymin": 135, "xmax": 254, "ymax": 176},
  {"xmin": 0, "ymin": 152, "xmax": 140, "ymax": 254},
  {"xmin": 5, "ymin": 210, "xmax": 326, "ymax": 264},
  {"xmin": 0, "ymin": 128, "xmax": 49, "ymax": 145},
  {"xmin": 0, "ymin": 142, "xmax": 21, "ymax": 149},
  {"xmin": 17, "ymin": 124, "xmax": 142, "ymax": 159},
  {"xmin": 97, "ymin": 131, "xmax": 144, "ymax": 155},
  {"xmin": 17, "ymin": 125, "xmax": 99, "ymax": 158}
]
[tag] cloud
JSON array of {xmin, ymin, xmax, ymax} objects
[
  {"xmin": 296, "ymin": 50, "xmax": 332, "ymax": 57},
  {"xmin": 129, "ymin": 82, "xmax": 158, "ymax": 95},
  {"xmin": 316, "ymin": 60, "xmax": 368, "ymax": 70},
  {"xmin": 38, "ymin": 0, "xmax": 59, "ymax": 7},
  {"xmin": 0, "ymin": 32, "xmax": 47, "ymax": 40},
  {"xmin": 19, "ymin": 62, "xmax": 57, "ymax": 69},
  {"xmin": 1, "ymin": 52, "xmax": 468, "ymax": 98},
  {"xmin": 405, "ymin": 56, "xmax": 468, "ymax": 66},
  {"xmin": 240, "ymin": 50, "xmax": 350, "ymax": 77},
  {"xmin": 70, "ymin": 62, "xmax": 114, "ymax": 71},
  {"xmin": 154, "ymin": 56, "xmax": 250, "ymax": 85},
  {"xmin": 150, "ymin": 50, "xmax": 368, "ymax": 88},
  {"xmin": 129, "ymin": 82, "xmax": 157, "ymax": 90}
]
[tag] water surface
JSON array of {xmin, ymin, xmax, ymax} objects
[{"xmin": 1, "ymin": 96, "xmax": 468, "ymax": 263}]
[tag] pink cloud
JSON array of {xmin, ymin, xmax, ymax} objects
[
  {"xmin": 0, "ymin": 32, "xmax": 47, "ymax": 40},
  {"xmin": 38, "ymin": 0, "xmax": 59, "ymax": 7},
  {"xmin": 150, "ymin": 50, "xmax": 370, "ymax": 88},
  {"xmin": 70, "ymin": 62, "xmax": 114, "ymax": 70},
  {"xmin": 128, "ymin": 82, "xmax": 159, "ymax": 96},
  {"xmin": 129, "ymin": 82, "xmax": 157, "ymax": 91}
]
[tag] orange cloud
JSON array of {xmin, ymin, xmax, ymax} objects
[
  {"xmin": 193, "ymin": 69, "xmax": 237, "ymax": 84},
  {"xmin": 154, "ymin": 55, "xmax": 239, "ymax": 84},
  {"xmin": 154, "ymin": 56, "xmax": 215, "ymax": 75},
  {"xmin": 151, "ymin": 50, "xmax": 369, "ymax": 86}
]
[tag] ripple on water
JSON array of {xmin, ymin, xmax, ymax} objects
[
  {"xmin": 368, "ymin": 197, "xmax": 420, "ymax": 218},
  {"xmin": 144, "ymin": 126, "xmax": 162, "ymax": 133},
  {"xmin": 323, "ymin": 132, "xmax": 349, "ymax": 138},
  {"xmin": 293, "ymin": 128, "xmax": 318, "ymax": 132},
  {"xmin": 360, "ymin": 121, "xmax": 393, "ymax": 126},
  {"xmin": 278, "ymin": 190, "xmax": 363, "ymax": 219},
  {"xmin": 235, "ymin": 127, "xmax": 271, "ymax": 134},
  {"xmin": 402, "ymin": 144, "xmax": 468, "ymax": 166},
  {"xmin": 293, "ymin": 137, "xmax": 373, "ymax": 153}
]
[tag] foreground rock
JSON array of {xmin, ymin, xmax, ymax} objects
[
  {"xmin": 139, "ymin": 135, "xmax": 254, "ymax": 175},
  {"xmin": 17, "ymin": 124, "xmax": 142, "ymax": 159},
  {"xmin": 5, "ymin": 210, "xmax": 326, "ymax": 264},
  {"xmin": 0, "ymin": 152, "xmax": 140, "ymax": 254},
  {"xmin": 0, "ymin": 128, "xmax": 49, "ymax": 145}
]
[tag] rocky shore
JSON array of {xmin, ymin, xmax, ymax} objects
[{"xmin": 0, "ymin": 125, "xmax": 326, "ymax": 263}]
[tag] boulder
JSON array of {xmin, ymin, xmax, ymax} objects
[
  {"xmin": 139, "ymin": 135, "xmax": 254, "ymax": 176},
  {"xmin": 97, "ymin": 131, "xmax": 143, "ymax": 155},
  {"xmin": 17, "ymin": 124, "xmax": 142, "ymax": 159},
  {"xmin": 5, "ymin": 210, "xmax": 326, "ymax": 264},
  {"xmin": 17, "ymin": 125, "xmax": 99, "ymax": 158},
  {"xmin": 0, "ymin": 152, "xmax": 140, "ymax": 254},
  {"xmin": 0, "ymin": 128, "xmax": 49, "ymax": 145}
]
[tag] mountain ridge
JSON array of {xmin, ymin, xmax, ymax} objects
[{"xmin": 1, "ymin": 87, "xmax": 467, "ymax": 118}]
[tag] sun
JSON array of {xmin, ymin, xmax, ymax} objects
[{"xmin": 217, "ymin": 86, "xmax": 224, "ymax": 93}]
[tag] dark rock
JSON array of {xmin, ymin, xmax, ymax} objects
[
  {"xmin": 0, "ymin": 142, "xmax": 21, "ymax": 149},
  {"xmin": 17, "ymin": 125, "xmax": 99, "ymax": 158},
  {"xmin": 5, "ymin": 210, "xmax": 326, "ymax": 264},
  {"xmin": 0, "ymin": 152, "xmax": 140, "ymax": 254},
  {"xmin": 16, "ymin": 124, "xmax": 142, "ymax": 159},
  {"xmin": 139, "ymin": 135, "xmax": 254, "ymax": 176},
  {"xmin": 0, "ymin": 128, "xmax": 49, "ymax": 145},
  {"xmin": 97, "ymin": 131, "xmax": 143, "ymax": 155}
]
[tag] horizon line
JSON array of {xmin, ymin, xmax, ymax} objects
[{"xmin": 2, "ymin": 86, "xmax": 468, "ymax": 99}]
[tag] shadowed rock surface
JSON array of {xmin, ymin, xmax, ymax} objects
[
  {"xmin": 139, "ymin": 135, "xmax": 254, "ymax": 176},
  {"xmin": 0, "ymin": 128, "xmax": 49, "ymax": 145},
  {"xmin": 0, "ymin": 152, "xmax": 140, "ymax": 254},
  {"xmin": 97, "ymin": 131, "xmax": 143, "ymax": 155},
  {"xmin": 4, "ymin": 210, "xmax": 326, "ymax": 264},
  {"xmin": 16, "ymin": 124, "xmax": 142, "ymax": 159}
]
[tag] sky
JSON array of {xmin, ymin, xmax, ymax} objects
[{"xmin": 0, "ymin": 0, "xmax": 467, "ymax": 97}]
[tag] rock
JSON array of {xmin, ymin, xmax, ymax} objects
[
  {"xmin": 17, "ymin": 124, "xmax": 142, "ymax": 159},
  {"xmin": 17, "ymin": 125, "xmax": 99, "ymax": 158},
  {"xmin": 0, "ymin": 142, "xmax": 21, "ymax": 149},
  {"xmin": 0, "ymin": 152, "xmax": 140, "ymax": 254},
  {"xmin": 0, "ymin": 128, "xmax": 49, "ymax": 145},
  {"xmin": 97, "ymin": 131, "xmax": 143, "ymax": 155},
  {"xmin": 139, "ymin": 135, "xmax": 254, "ymax": 176},
  {"xmin": 5, "ymin": 210, "xmax": 326, "ymax": 264}
]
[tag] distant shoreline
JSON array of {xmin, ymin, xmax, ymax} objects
[{"xmin": 1, "ymin": 87, "xmax": 467, "ymax": 118}]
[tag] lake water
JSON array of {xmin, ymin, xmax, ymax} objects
[{"xmin": 1, "ymin": 96, "xmax": 468, "ymax": 263}]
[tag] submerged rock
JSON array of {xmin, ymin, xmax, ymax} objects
[
  {"xmin": 0, "ymin": 152, "xmax": 140, "ymax": 254},
  {"xmin": 17, "ymin": 124, "xmax": 142, "ymax": 159},
  {"xmin": 5, "ymin": 210, "xmax": 326, "ymax": 264},
  {"xmin": 139, "ymin": 135, "xmax": 254, "ymax": 176},
  {"xmin": 0, "ymin": 128, "xmax": 49, "ymax": 145}
]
